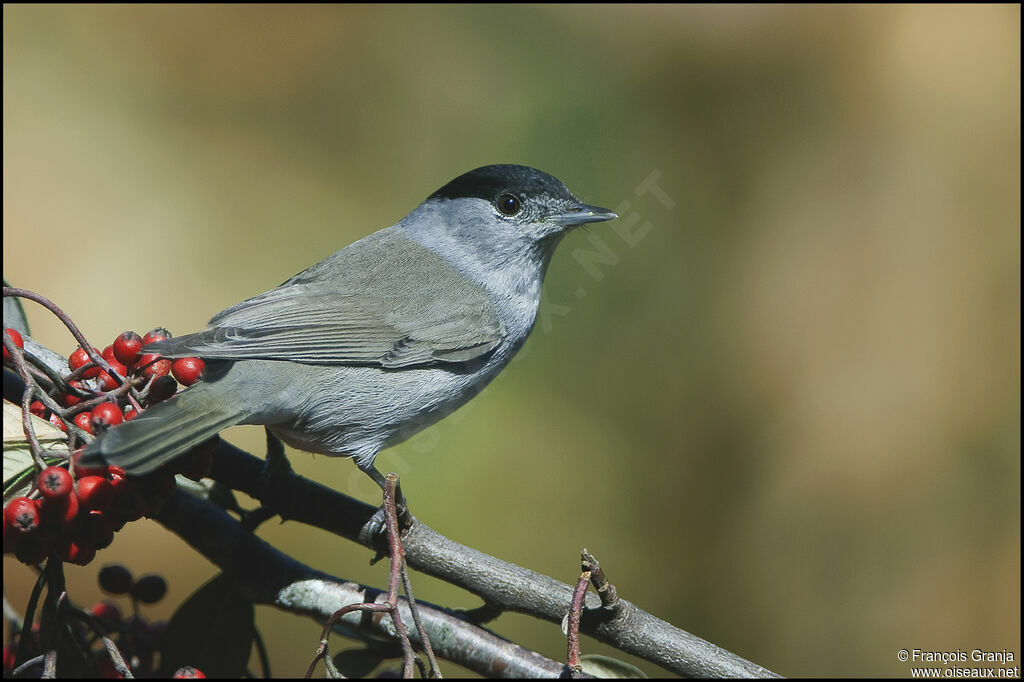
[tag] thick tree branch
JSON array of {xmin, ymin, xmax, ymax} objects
[
  {"xmin": 206, "ymin": 441, "xmax": 778, "ymax": 678},
  {"xmin": 155, "ymin": 487, "xmax": 574, "ymax": 678}
]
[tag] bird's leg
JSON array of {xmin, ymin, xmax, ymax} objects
[
  {"xmin": 359, "ymin": 461, "xmax": 407, "ymax": 509},
  {"xmin": 314, "ymin": 470, "xmax": 425, "ymax": 678},
  {"xmin": 257, "ymin": 428, "xmax": 292, "ymax": 500},
  {"xmin": 357, "ymin": 459, "xmax": 412, "ymax": 546},
  {"xmin": 262, "ymin": 428, "xmax": 292, "ymax": 477},
  {"xmin": 240, "ymin": 429, "xmax": 295, "ymax": 530}
]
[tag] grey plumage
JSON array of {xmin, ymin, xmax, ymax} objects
[
  {"xmin": 149, "ymin": 231, "xmax": 504, "ymax": 367},
  {"xmin": 82, "ymin": 165, "xmax": 616, "ymax": 478}
]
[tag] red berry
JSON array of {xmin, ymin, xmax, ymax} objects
[
  {"xmin": 48, "ymin": 413, "xmax": 67, "ymax": 431},
  {"xmin": 97, "ymin": 372, "xmax": 117, "ymax": 391},
  {"xmin": 76, "ymin": 476, "xmax": 116, "ymax": 512},
  {"xmin": 123, "ymin": 405, "xmax": 141, "ymax": 421},
  {"xmin": 39, "ymin": 490, "xmax": 79, "ymax": 526},
  {"xmin": 173, "ymin": 667, "xmax": 206, "ymax": 679},
  {"xmin": 97, "ymin": 359, "xmax": 128, "ymax": 391},
  {"xmin": 85, "ymin": 511, "xmax": 117, "ymax": 549},
  {"xmin": 142, "ymin": 328, "xmax": 171, "ymax": 346},
  {"xmin": 109, "ymin": 474, "xmax": 143, "ymax": 523},
  {"xmin": 29, "ymin": 400, "xmax": 46, "ymax": 417},
  {"xmin": 113, "ymin": 331, "xmax": 144, "ymax": 367},
  {"xmin": 91, "ymin": 403, "xmax": 124, "ymax": 429},
  {"xmin": 138, "ymin": 354, "xmax": 171, "ymax": 380},
  {"xmin": 61, "ymin": 379, "xmax": 87, "ymax": 408},
  {"xmin": 74, "ymin": 411, "xmax": 93, "ymax": 434},
  {"xmin": 90, "ymin": 600, "xmax": 122, "ymax": 626},
  {"xmin": 105, "ymin": 513, "xmax": 127, "ymax": 534},
  {"xmin": 71, "ymin": 448, "xmax": 110, "ymax": 478},
  {"xmin": 3, "ymin": 645, "xmax": 15, "ymax": 672},
  {"xmin": 148, "ymin": 375, "xmax": 178, "ymax": 402},
  {"xmin": 110, "ymin": 357, "xmax": 128, "ymax": 377},
  {"xmin": 37, "ymin": 466, "xmax": 74, "ymax": 499},
  {"xmin": 171, "ymin": 357, "xmax": 205, "ymax": 386},
  {"xmin": 68, "ymin": 347, "xmax": 89, "ymax": 370},
  {"xmin": 131, "ymin": 574, "xmax": 168, "ymax": 603},
  {"xmin": 4, "ymin": 497, "xmax": 40, "ymax": 534},
  {"xmin": 98, "ymin": 563, "xmax": 134, "ymax": 594},
  {"xmin": 69, "ymin": 346, "xmax": 102, "ymax": 379},
  {"xmin": 3, "ymin": 328, "xmax": 24, "ymax": 361},
  {"xmin": 57, "ymin": 538, "xmax": 96, "ymax": 565}
]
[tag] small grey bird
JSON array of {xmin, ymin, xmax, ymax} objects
[{"xmin": 81, "ymin": 165, "xmax": 616, "ymax": 486}]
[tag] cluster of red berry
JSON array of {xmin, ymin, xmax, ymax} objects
[
  {"xmin": 3, "ymin": 447, "xmax": 217, "ymax": 567},
  {"xmin": 2, "ymin": 563, "xmax": 206, "ymax": 678},
  {"xmin": 47, "ymin": 328, "xmax": 204, "ymax": 431},
  {"xmin": 3, "ymin": 327, "xmax": 213, "ymax": 567}
]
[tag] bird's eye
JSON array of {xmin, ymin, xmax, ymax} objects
[{"xmin": 495, "ymin": 194, "xmax": 522, "ymax": 216}]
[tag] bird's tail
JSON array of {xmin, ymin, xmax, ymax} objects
[{"xmin": 80, "ymin": 383, "xmax": 247, "ymax": 476}]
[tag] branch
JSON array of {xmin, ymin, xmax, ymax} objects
[
  {"xmin": 200, "ymin": 441, "xmax": 778, "ymax": 678},
  {"xmin": 155, "ymin": 486, "xmax": 574, "ymax": 678},
  {"xmin": 5, "ymin": 328, "xmax": 779, "ymax": 678}
]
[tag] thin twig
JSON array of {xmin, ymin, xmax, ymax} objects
[
  {"xmin": 15, "ymin": 570, "xmax": 48, "ymax": 668},
  {"xmin": 581, "ymin": 549, "xmax": 619, "ymax": 610},
  {"xmin": 22, "ymin": 361, "xmax": 61, "ymax": 393},
  {"xmin": 252, "ymin": 625, "xmax": 272, "ymax": 679},
  {"xmin": 306, "ymin": 474, "xmax": 418, "ymax": 679},
  {"xmin": 43, "ymin": 648, "xmax": 57, "ymax": 678},
  {"xmin": 11, "ymin": 654, "xmax": 45, "ymax": 677},
  {"xmin": 566, "ymin": 571, "xmax": 591, "ymax": 678},
  {"xmin": 39, "ymin": 562, "xmax": 68, "ymax": 668},
  {"xmin": 5, "ymin": 332, "xmax": 48, "ymax": 467},
  {"xmin": 3, "ymin": 287, "xmax": 127, "ymax": 389},
  {"xmin": 64, "ymin": 604, "xmax": 134, "ymax": 679},
  {"xmin": 401, "ymin": 563, "xmax": 441, "ymax": 678},
  {"xmin": 382, "ymin": 473, "xmax": 417, "ymax": 677},
  {"xmin": 4, "ymin": 332, "xmax": 92, "ymax": 448}
]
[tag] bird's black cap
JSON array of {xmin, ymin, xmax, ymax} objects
[{"xmin": 428, "ymin": 164, "xmax": 577, "ymax": 203}]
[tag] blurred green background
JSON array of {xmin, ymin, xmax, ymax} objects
[{"xmin": 3, "ymin": 5, "xmax": 1019, "ymax": 677}]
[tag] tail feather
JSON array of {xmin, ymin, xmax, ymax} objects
[{"xmin": 81, "ymin": 386, "xmax": 246, "ymax": 476}]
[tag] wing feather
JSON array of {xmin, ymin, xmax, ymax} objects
[{"xmin": 147, "ymin": 230, "xmax": 505, "ymax": 368}]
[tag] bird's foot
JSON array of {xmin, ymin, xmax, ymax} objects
[{"xmin": 356, "ymin": 466, "xmax": 412, "ymax": 553}]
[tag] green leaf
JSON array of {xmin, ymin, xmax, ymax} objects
[
  {"xmin": 3, "ymin": 443, "xmax": 36, "ymax": 501},
  {"xmin": 3, "ymin": 400, "xmax": 70, "ymax": 501},
  {"xmin": 162, "ymin": 574, "xmax": 255, "ymax": 678}
]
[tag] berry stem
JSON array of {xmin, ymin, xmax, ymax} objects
[
  {"xmin": 4, "ymin": 331, "xmax": 48, "ymax": 469},
  {"xmin": 3, "ymin": 287, "xmax": 126, "ymax": 388}
]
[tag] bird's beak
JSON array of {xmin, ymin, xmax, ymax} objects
[{"xmin": 551, "ymin": 203, "xmax": 618, "ymax": 227}]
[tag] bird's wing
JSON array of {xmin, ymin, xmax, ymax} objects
[
  {"xmin": 147, "ymin": 231, "xmax": 505, "ymax": 368},
  {"xmin": 147, "ymin": 290, "xmax": 503, "ymax": 367}
]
